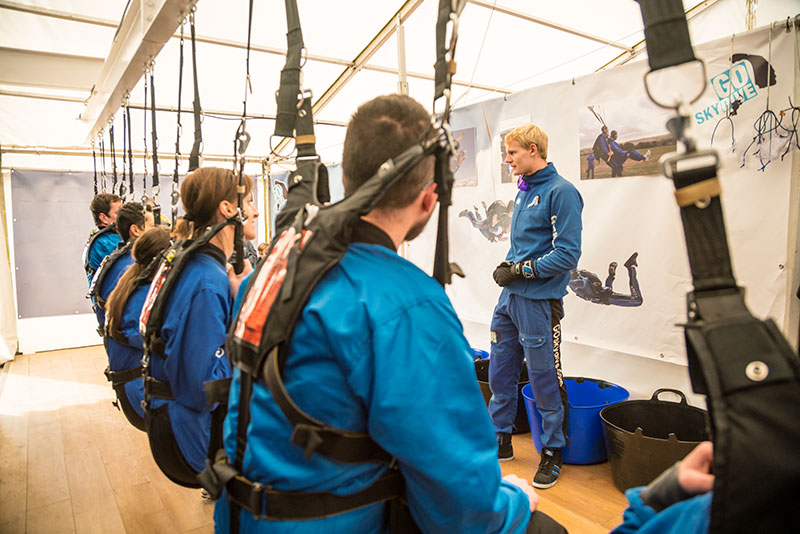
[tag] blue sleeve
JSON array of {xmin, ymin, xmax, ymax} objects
[
  {"xmin": 611, "ymin": 487, "xmax": 711, "ymax": 534},
  {"xmin": 361, "ymin": 299, "xmax": 531, "ymax": 534},
  {"xmin": 533, "ymin": 184, "xmax": 583, "ymax": 278},
  {"xmin": 121, "ymin": 317, "xmax": 144, "ymax": 350},
  {"xmin": 600, "ymin": 136, "xmax": 610, "ymax": 153},
  {"xmin": 609, "ymin": 139, "xmax": 626, "ymax": 157},
  {"xmin": 164, "ymin": 287, "xmax": 232, "ymax": 411}
]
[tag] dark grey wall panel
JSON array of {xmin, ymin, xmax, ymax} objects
[{"xmin": 11, "ymin": 170, "xmax": 178, "ymax": 318}]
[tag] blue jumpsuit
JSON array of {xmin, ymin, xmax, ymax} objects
[
  {"xmin": 106, "ymin": 284, "xmax": 149, "ymax": 419},
  {"xmin": 489, "ymin": 163, "xmax": 582, "ymax": 449},
  {"xmin": 83, "ymin": 227, "xmax": 122, "ymax": 284},
  {"xmin": 611, "ymin": 487, "xmax": 711, "ymax": 534},
  {"xmin": 149, "ymin": 245, "xmax": 233, "ymax": 472},
  {"xmin": 92, "ymin": 246, "xmax": 134, "ymax": 328},
  {"xmin": 215, "ymin": 222, "xmax": 532, "ymax": 534},
  {"xmin": 609, "ymin": 139, "xmax": 646, "ymax": 177}
]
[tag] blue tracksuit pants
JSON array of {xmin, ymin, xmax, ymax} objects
[{"xmin": 489, "ymin": 289, "xmax": 568, "ymax": 448}]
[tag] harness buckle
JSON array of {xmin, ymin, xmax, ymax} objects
[
  {"xmin": 291, "ymin": 424, "xmax": 325, "ymax": 459},
  {"xmin": 249, "ymin": 481, "xmax": 267, "ymax": 519}
]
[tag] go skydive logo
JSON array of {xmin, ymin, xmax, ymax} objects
[{"xmin": 694, "ymin": 53, "xmax": 777, "ymax": 125}]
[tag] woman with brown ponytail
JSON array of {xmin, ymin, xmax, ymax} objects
[
  {"xmin": 145, "ymin": 167, "xmax": 257, "ymax": 476},
  {"xmin": 105, "ymin": 225, "xmax": 172, "ymax": 430}
]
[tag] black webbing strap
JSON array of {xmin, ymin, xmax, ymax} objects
[
  {"xmin": 635, "ymin": 0, "xmax": 696, "ymax": 71},
  {"xmin": 110, "ymin": 124, "xmax": 118, "ymax": 194},
  {"xmin": 92, "ymin": 143, "xmax": 98, "ymax": 195},
  {"xmin": 120, "ymin": 105, "xmax": 128, "ymax": 199},
  {"xmin": 150, "ymin": 69, "xmax": 161, "ymax": 223},
  {"xmin": 100, "ymin": 136, "xmax": 107, "ymax": 192},
  {"xmin": 670, "ymin": 165, "xmax": 736, "ymax": 292},
  {"xmin": 263, "ymin": 346, "xmax": 394, "ymax": 464},
  {"xmin": 88, "ymin": 240, "xmax": 134, "ymax": 307},
  {"xmin": 221, "ymin": 464, "xmax": 403, "ymax": 521},
  {"xmin": 189, "ymin": 9, "xmax": 202, "ymax": 172},
  {"xmin": 84, "ymin": 224, "xmax": 117, "ymax": 276},
  {"xmin": 433, "ymin": 0, "xmax": 466, "ymax": 100},
  {"xmin": 144, "ymin": 375, "xmax": 174, "ymax": 400},
  {"xmin": 104, "ymin": 365, "xmax": 143, "ymax": 387},
  {"xmin": 173, "ymin": 19, "xmax": 185, "ymax": 227},
  {"xmin": 204, "ymin": 377, "xmax": 232, "ymax": 405},
  {"xmin": 126, "ymin": 102, "xmax": 134, "ymax": 199},
  {"xmin": 273, "ymin": 0, "xmax": 304, "ymax": 139}
]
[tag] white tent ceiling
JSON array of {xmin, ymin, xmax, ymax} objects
[{"xmin": 0, "ymin": 0, "xmax": 797, "ymax": 172}]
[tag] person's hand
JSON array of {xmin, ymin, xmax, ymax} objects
[
  {"xmin": 678, "ymin": 441, "xmax": 714, "ymax": 495},
  {"xmin": 493, "ymin": 260, "xmax": 535, "ymax": 287},
  {"xmin": 227, "ymin": 260, "xmax": 253, "ymax": 296},
  {"xmin": 503, "ymin": 474, "xmax": 539, "ymax": 512}
]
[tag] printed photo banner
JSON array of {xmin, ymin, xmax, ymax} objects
[{"xmin": 406, "ymin": 24, "xmax": 797, "ymax": 364}]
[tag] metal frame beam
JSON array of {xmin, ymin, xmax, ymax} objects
[
  {"xmin": 80, "ymin": 0, "xmax": 197, "ymax": 143},
  {"xmin": 596, "ymin": 0, "xmax": 724, "ymax": 71},
  {"xmin": 0, "ymin": 89, "xmax": 347, "ymax": 127},
  {"xmin": 467, "ymin": 0, "xmax": 632, "ymax": 52},
  {"xmin": 0, "ymin": 1, "xmax": 508, "ymax": 96}
]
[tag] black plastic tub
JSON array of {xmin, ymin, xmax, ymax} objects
[
  {"xmin": 474, "ymin": 356, "xmax": 530, "ymax": 435},
  {"xmin": 600, "ymin": 388, "xmax": 709, "ymax": 491}
]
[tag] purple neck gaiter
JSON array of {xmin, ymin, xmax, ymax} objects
[{"xmin": 517, "ymin": 175, "xmax": 530, "ymax": 191}]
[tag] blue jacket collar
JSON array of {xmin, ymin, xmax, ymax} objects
[{"xmin": 521, "ymin": 162, "xmax": 557, "ymax": 186}]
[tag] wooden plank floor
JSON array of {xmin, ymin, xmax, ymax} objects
[{"xmin": 0, "ymin": 346, "xmax": 627, "ymax": 533}]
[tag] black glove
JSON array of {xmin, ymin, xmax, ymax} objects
[{"xmin": 492, "ymin": 260, "xmax": 535, "ymax": 287}]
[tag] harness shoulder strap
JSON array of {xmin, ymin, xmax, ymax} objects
[
  {"xmin": 84, "ymin": 224, "xmax": 118, "ymax": 275},
  {"xmin": 89, "ymin": 240, "xmax": 134, "ymax": 307}
]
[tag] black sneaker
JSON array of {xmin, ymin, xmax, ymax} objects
[
  {"xmin": 532, "ymin": 448, "xmax": 562, "ymax": 488},
  {"xmin": 497, "ymin": 432, "xmax": 514, "ymax": 461}
]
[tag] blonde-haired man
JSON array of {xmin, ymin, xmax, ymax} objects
[{"xmin": 489, "ymin": 123, "xmax": 583, "ymax": 489}]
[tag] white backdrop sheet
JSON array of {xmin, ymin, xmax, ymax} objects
[{"xmin": 407, "ymin": 25, "xmax": 798, "ymax": 365}]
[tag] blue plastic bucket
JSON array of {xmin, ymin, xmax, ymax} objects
[{"xmin": 522, "ymin": 377, "xmax": 629, "ymax": 464}]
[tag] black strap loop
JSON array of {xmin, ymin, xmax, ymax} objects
[
  {"xmin": 104, "ymin": 365, "xmax": 143, "ymax": 387},
  {"xmin": 635, "ymin": 0, "xmax": 696, "ymax": 71},
  {"xmin": 189, "ymin": 9, "xmax": 203, "ymax": 172}
]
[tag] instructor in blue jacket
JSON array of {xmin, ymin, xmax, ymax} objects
[{"xmin": 490, "ymin": 123, "xmax": 583, "ymax": 489}]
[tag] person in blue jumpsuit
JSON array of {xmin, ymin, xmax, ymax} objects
[
  {"xmin": 612, "ymin": 441, "xmax": 713, "ymax": 534},
  {"xmin": 608, "ymin": 130, "xmax": 650, "ymax": 177},
  {"xmin": 215, "ymin": 94, "xmax": 555, "ymax": 534},
  {"xmin": 148, "ymin": 167, "xmax": 255, "ymax": 474},
  {"xmin": 490, "ymin": 123, "xmax": 583, "ymax": 489},
  {"xmin": 91, "ymin": 202, "xmax": 154, "ymax": 328},
  {"xmin": 104, "ymin": 226, "xmax": 172, "ymax": 429},
  {"xmin": 83, "ymin": 193, "xmax": 123, "ymax": 284},
  {"xmin": 585, "ymin": 154, "xmax": 596, "ymax": 180},
  {"xmin": 592, "ymin": 125, "xmax": 619, "ymax": 176}
]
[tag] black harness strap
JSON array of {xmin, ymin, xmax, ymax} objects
[
  {"xmin": 110, "ymin": 124, "xmax": 118, "ymax": 195},
  {"xmin": 150, "ymin": 68, "xmax": 161, "ymax": 223},
  {"xmin": 92, "ymin": 141, "xmax": 98, "ymax": 195},
  {"xmin": 172, "ymin": 19, "xmax": 185, "ymax": 227},
  {"xmin": 188, "ymin": 8, "xmax": 203, "ymax": 172},
  {"xmin": 87, "ymin": 239, "xmax": 134, "ymax": 309},
  {"xmin": 99, "ymin": 135, "xmax": 107, "ymax": 192},
  {"xmin": 104, "ymin": 365, "xmax": 143, "ymax": 387},
  {"xmin": 142, "ymin": 73, "xmax": 149, "ymax": 203},
  {"xmin": 83, "ymin": 224, "xmax": 118, "ymax": 277},
  {"xmin": 120, "ymin": 102, "xmax": 128, "ymax": 200},
  {"xmin": 126, "ymin": 100, "xmax": 134, "ymax": 200}
]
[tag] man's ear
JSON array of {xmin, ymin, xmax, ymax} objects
[
  {"xmin": 98, "ymin": 212, "xmax": 111, "ymax": 226},
  {"xmin": 529, "ymin": 143, "xmax": 538, "ymax": 157},
  {"xmin": 420, "ymin": 183, "xmax": 438, "ymax": 214},
  {"xmin": 130, "ymin": 224, "xmax": 143, "ymax": 238}
]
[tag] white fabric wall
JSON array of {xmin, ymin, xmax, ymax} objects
[{"xmin": 1, "ymin": 172, "xmax": 18, "ymax": 363}]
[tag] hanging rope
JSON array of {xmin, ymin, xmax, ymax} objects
[
  {"xmin": 142, "ymin": 67, "xmax": 149, "ymax": 204},
  {"xmin": 741, "ymin": 24, "xmax": 783, "ymax": 171},
  {"xmin": 150, "ymin": 62, "xmax": 162, "ymax": 223},
  {"xmin": 110, "ymin": 122, "xmax": 118, "ymax": 195},
  {"xmin": 188, "ymin": 7, "xmax": 203, "ymax": 172},
  {"xmin": 172, "ymin": 18, "xmax": 186, "ymax": 226},
  {"xmin": 710, "ymin": 34, "xmax": 737, "ymax": 151},
  {"xmin": 92, "ymin": 141, "xmax": 98, "ymax": 195}
]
